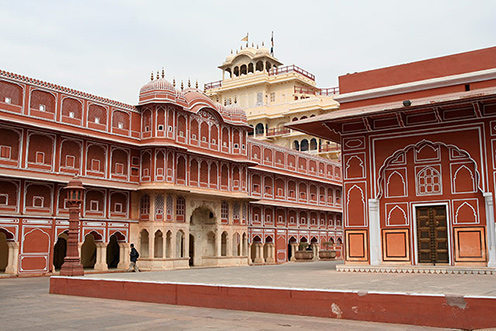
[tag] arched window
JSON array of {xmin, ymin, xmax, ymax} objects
[
  {"xmin": 417, "ymin": 166, "xmax": 442, "ymax": 195},
  {"xmin": 221, "ymin": 201, "xmax": 229, "ymax": 221},
  {"xmin": 301, "ymin": 139, "xmax": 309, "ymax": 151},
  {"xmin": 255, "ymin": 123, "xmax": 264, "ymax": 136},
  {"xmin": 140, "ymin": 194, "xmax": 150, "ymax": 217},
  {"xmin": 293, "ymin": 140, "xmax": 300, "ymax": 151},
  {"xmin": 176, "ymin": 196, "xmax": 185, "ymax": 221},
  {"xmin": 310, "ymin": 138, "xmax": 317, "ymax": 150}
]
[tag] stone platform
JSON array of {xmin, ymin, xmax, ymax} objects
[{"xmin": 50, "ymin": 261, "xmax": 496, "ymax": 329}]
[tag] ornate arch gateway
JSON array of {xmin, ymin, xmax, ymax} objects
[{"xmin": 373, "ymin": 140, "xmax": 491, "ymax": 267}]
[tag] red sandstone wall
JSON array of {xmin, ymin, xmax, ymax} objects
[{"xmin": 339, "ymin": 46, "xmax": 496, "ymax": 94}]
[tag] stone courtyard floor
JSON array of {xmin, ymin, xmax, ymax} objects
[
  {"xmin": 3, "ymin": 276, "xmax": 454, "ymax": 330},
  {"xmin": 4, "ymin": 261, "xmax": 496, "ymax": 329},
  {"xmin": 82, "ymin": 261, "xmax": 496, "ymax": 297}
]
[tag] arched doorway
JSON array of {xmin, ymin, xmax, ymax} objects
[
  {"xmin": 189, "ymin": 206, "xmax": 217, "ymax": 266},
  {"xmin": 53, "ymin": 232, "xmax": 68, "ymax": 270},
  {"xmin": 166, "ymin": 231, "xmax": 172, "ymax": 258},
  {"xmin": 232, "ymin": 233, "xmax": 240, "ymax": 256},
  {"xmin": 251, "ymin": 235, "xmax": 262, "ymax": 263},
  {"xmin": 288, "ymin": 236, "xmax": 297, "ymax": 261},
  {"xmin": 81, "ymin": 233, "xmax": 97, "ymax": 269},
  {"xmin": 189, "ymin": 234, "xmax": 195, "ymax": 266},
  {"xmin": 221, "ymin": 232, "xmax": 228, "ymax": 256},
  {"xmin": 154, "ymin": 230, "xmax": 164, "ymax": 258},
  {"xmin": 106, "ymin": 234, "xmax": 120, "ymax": 269},
  {"xmin": 139, "ymin": 229, "xmax": 149, "ymax": 258},
  {"xmin": 176, "ymin": 230, "xmax": 185, "ymax": 258},
  {"xmin": 0, "ymin": 231, "xmax": 8, "ymax": 272}
]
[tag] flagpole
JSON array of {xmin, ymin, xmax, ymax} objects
[{"xmin": 271, "ymin": 31, "xmax": 274, "ymax": 56}]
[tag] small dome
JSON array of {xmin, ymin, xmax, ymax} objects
[
  {"xmin": 239, "ymin": 47, "xmax": 257, "ymax": 56},
  {"xmin": 139, "ymin": 78, "xmax": 176, "ymax": 95},
  {"xmin": 256, "ymin": 46, "xmax": 270, "ymax": 55},
  {"xmin": 225, "ymin": 54, "xmax": 234, "ymax": 63},
  {"xmin": 139, "ymin": 77, "xmax": 178, "ymax": 105}
]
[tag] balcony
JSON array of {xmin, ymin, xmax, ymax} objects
[
  {"xmin": 204, "ymin": 80, "xmax": 222, "ymax": 90},
  {"xmin": 294, "ymin": 86, "xmax": 339, "ymax": 96},
  {"xmin": 319, "ymin": 144, "xmax": 340, "ymax": 152},
  {"xmin": 269, "ymin": 65, "xmax": 315, "ymax": 81},
  {"xmin": 266, "ymin": 127, "xmax": 291, "ymax": 137}
]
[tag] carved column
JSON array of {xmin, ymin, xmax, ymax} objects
[
  {"xmin": 117, "ymin": 243, "xmax": 129, "ymax": 269},
  {"xmin": 254, "ymin": 243, "xmax": 264, "ymax": 263},
  {"xmin": 226, "ymin": 232, "xmax": 232, "ymax": 257},
  {"xmin": 312, "ymin": 243, "xmax": 319, "ymax": 260},
  {"xmin": 5, "ymin": 241, "xmax": 19, "ymax": 274},
  {"xmin": 265, "ymin": 243, "xmax": 275, "ymax": 263},
  {"xmin": 60, "ymin": 177, "xmax": 85, "ymax": 276},
  {"xmin": 215, "ymin": 230, "xmax": 221, "ymax": 257},
  {"xmin": 484, "ymin": 193, "xmax": 496, "ymax": 267},
  {"xmin": 369, "ymin": 199, "xmax": 381, "ymax": 265},
  {"xmin": 94, "ymin": 242, "xmax": 108, "ymax": 271}
]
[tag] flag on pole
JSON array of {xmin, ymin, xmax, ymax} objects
[
  {"xmin": 270, "ymin": 31, "xmax": 274, "ymax": 56},
  {"xmin": 241, "ymin": 33, "xmax": 248, "ymax": 42}
]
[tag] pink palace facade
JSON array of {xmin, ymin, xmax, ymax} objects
[
  {"xmin": 0, "ymin": 70, "xmax": 342, "ymax": 275},
  {"xmin": 290, "ymin": 46, "xmax": 496, "ymax": 271}
]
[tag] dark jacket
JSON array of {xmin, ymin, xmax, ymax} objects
[{"xmin": 130, "ymin": 247, "xmax": 139, "ymax": 262}]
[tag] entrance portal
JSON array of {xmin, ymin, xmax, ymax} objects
[
  {"xmin": 81, "ymin": 234, "xmax": 97, "ymax": 268},
  {"xmin": 106, "ymin": 234, "xmax": 120, "ymax": 269},
  {"xmin": 189, "ymin": 234, "xmax": 194, "ymax": 266},
  {"xmin": 416, "ymin": 206, "xmax": 448, "ymax": 264},
  {"xmin": 189, "ymin": 206, "xmax": 216, "ymax": 266},
  {"xmin": 53, "ymin": 234, "xmax": 68, "ymax": 270},
  {"xmin": 0, "ymin": 232, "xmax": 8, "ymax": 272}
]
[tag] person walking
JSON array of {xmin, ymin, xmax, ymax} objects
[{"xmin": 127, "ymin": 243, "xmax": 140, "ymax": 272}]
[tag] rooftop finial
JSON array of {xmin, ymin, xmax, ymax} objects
[
  {"xmin": 256, "ymin": 44, "xmax": 259, "ymax": 49},
  {"xmin": 150, "ymin": 71, "xmax": 153, "ymax": 80},
  {"xmin": 161, "ymin": 67, "xmax": 165, "ymax": 78},
  {"xmin": 262, "ymin": 41, "xmax": 265, "ymax": 46},
  {"xmin": 231, "ymin": 49, "xmax": 233, "ymax": 54},
  {"xmin": 188, "ymin": 78, "xmax": 191, "ymax": 88},
  {"xmin": 195, "ymin": 80, "xmax": 198, "ymax": 89},
  {"xmin": 173, "ymin": 78, "xmax": 176, "ymax": 87},
  {"xmin": 251, "ymin": 42, "xmax": 254, "ymax": 47},
  {"xmin": 181, "ymin": 80, "xmax": 184, "ymax": 91},
  {"xmin": 156, "ymin": 71, "xmax": 159, "ymax": 79}
]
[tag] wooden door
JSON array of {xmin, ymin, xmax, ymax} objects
[{"xmin": 416, "ymin": 206, "xmax": 449, "ymax": 264}]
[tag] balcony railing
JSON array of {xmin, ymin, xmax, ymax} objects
[
  {"xmin": 319, "ymin": 144, "xmax": 340, "ymax": 152},
  {"xmin": 266, "ymin": 127, "xmax": 291, "ymax": 137},
  {"xmin": 294, "ymin": 86, "xmax": 339, "ymax": 96},
  {"xmin": 316, "ymin": 87, "xmax": 339, "ymax": 96},
  {"xmin": 269, "ymin": 65, "xmax": 315, "ymax": 81},
  {"xmin": 204, "ymin": 80, "xmax": 222, "ymax": 90}
]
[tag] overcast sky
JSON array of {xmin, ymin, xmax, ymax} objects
[{"xmin": 1, "ymin": 0, "xmax": 495, "ymax": 104}]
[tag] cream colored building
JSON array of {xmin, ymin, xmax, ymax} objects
[{"xmin": 205, "ymin": 44, "xmax": 341, "ymax": 160}]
